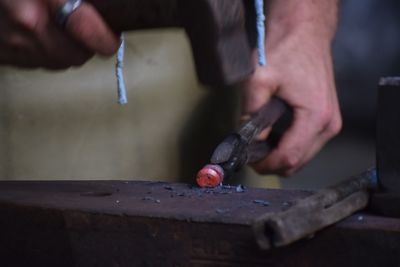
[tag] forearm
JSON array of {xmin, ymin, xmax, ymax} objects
[{"xmin": 266, "ymin": 0, "xmax": 339, "ymax": 49}]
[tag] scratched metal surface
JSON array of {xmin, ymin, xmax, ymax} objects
[
  {"xmin": 0, "ymin": 181, "xmax": 311, "ymax": 225},
  {"xmin": 1, "ymin": 181, "xmax": 400, "ymax": 267}
]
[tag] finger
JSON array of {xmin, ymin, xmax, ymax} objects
[
  {"xmin": 288, "ymin": 78, "xmax": 341, "ymax": 173},
  {"xmin": 296, "ymin": 108, "xmax": 342, "ymax": 171},
  {"xmin": 251, "ymin": 108, "xmax": 329, "ymax": 176},
  {"xmin": 37, "ymin": 22, "xmax": 94, "ymax": 69},
  {"xmin": 0, "ymin": 18, "xmax": 31, "ymax": 48},
  {"xmin": 255, "ymin": 127, "xmax": 272, "ymax": 141},
  {"xmin": 239, "ymin": 114, "xmax": 252, "ymax": 124},
  {"xmin": 240, "ymin": 113, "xmax": 272, "ymax": 141},
  {"xmin": 62, "ymin": 1, "xmax": 120, "ymax": 56},
  {"xmin": 241, "ymin": 72, "xmax": 277, "ymax": 114},
  {"xmin": 0, "ymin": 43, "xmax": 42, "ymax": 68},
  {"xmin": 0, "ymin": 0, "xmax": 92, "ymax": 69},
  {"xmin": 241, "ymin": 66, "xmax": 279, "ymax": 141},
  {"xmin": 0, "ymin": 18, "xmax": 44, "ymax": 67}
]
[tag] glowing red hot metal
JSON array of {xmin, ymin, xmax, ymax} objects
[{"xmin": 196, "ymin": 97, "xmax": 288, "ymax": 188}]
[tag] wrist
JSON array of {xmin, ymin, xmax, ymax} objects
[{"xmin": 265, "ymin": 0, "xmax": 338, "ymax": 49}]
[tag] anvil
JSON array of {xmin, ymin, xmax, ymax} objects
[{"xmin": 0, "ymin": 79, "xmax": 400, "ymax": 266}]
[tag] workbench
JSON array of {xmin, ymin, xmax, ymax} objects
[{"xmin": 0, "ymin": 181, "xmax": 399, "ymax": 267}]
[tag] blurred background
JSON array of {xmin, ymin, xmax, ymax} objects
[
  {"xmin": 0, "ymin": 0, "xmax": 399, "ymax": 189},
  {"xmin": 285, "ymin": 0, "xmax": 400, "ymax": 189}
]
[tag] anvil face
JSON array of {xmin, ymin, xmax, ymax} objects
[{"xmin": 0, "ymin": 180, "xmax": 400, "ymax": 266}]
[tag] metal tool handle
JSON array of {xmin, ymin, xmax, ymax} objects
[
  {"xmin": 253, "ymin": 168, "xmax": 377, "ymax": 250},
  {"xmin": 239, "ymin": 97, "xmax": 289, "ymax": 163},
  {"xmin": 85, "ymin": 0, "xmax": 181, "ymax": 32},
  {"xmin": 239, "ymin": 97, "xmax": 288, "ymax": 142}
]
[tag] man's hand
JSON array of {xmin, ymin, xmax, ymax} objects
[
  {"xmin": 243, "ymin": 0, "xmax": 342, "ymax": 176},
  {"xmin": 0, "ymin": 0, "xmax": 119, "ymax": 69}
]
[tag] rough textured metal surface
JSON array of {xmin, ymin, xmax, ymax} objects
[
  {"xmin": 0, "ymin": 181, "xmax": 400, "ymax": 267},
  {"xmin": 0, "ymin": 181, "xmax": 307, "ymax": 225},
  {"xmin": 254, "ymin": 169, "xmax": 377, "ymax": 249},
  {"xmin": 374, "ymin": 76, "xmax": 400, "ymax": 217},
  {"xmin": 377, "ymin": 77, "xmax": 400, "ymax": 193}
]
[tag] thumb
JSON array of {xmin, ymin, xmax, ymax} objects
[
  {"xmin": 240, "ymin": 66, "xmax": 280, "ymax": 141},
  {"xmin": 241, "ymin": 66, "xmax": 279, "ymax": 115}
]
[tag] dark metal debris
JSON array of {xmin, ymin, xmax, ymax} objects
[
  {"xmin": 236, "ymin": 184, "xmax": 245, "ymax": 193},
  {"xmin": 253, "ymin": 200, "xmax": 270, "ymax": 206},
  {"xmin": 160, "ymin": 184, "xmax": 248, "ymax": 199},
  {"xmin": 281, "ymin": 201, "xmax": 293, "ymax": 211},
  {"xmin": 282, "ymin": 201, "xmax": 291, "ymax": 206},
  {"xmin": 215, "ymin": 208, "xmax": 230, "ymax": 214},
  {"xmin": 164, "ymin": 185, "xmax": 174, "ymax": 191},
  {"xmin": 142, "ymin": 196, "xmax": 161, "ymax": 203}
]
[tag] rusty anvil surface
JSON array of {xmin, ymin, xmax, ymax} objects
[{"xmin": 0, "ymin": 181, "xmax": 400, "ymax": 267}]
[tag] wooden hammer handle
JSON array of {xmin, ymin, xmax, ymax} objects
[{"xmin": 253, "ymin": 169, "xmax": 376, "ymax": 250}]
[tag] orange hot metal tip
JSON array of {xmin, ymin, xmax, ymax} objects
[{"xmin": 196, "ymin": 164, "xmax": 225, "ymax": 188}]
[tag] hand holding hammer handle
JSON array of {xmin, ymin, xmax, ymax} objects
[{"xmin": 238, "ymin": 97, "xmax": 289, "ymax": 163}]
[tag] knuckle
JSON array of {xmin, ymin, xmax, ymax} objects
[
  {"xmin": 313, "ymin": 103, "xmax": 342, "ymax": 137},
  {"xmin": 327, "ymin": 115, "xmax": 343, "ymax": 137},
  {"xmin": 252, "ymin": 152, "xmax": 302, "ymax": 176},
  {"xmin": 12, "ymin": 6, "xmax": 43, "ymax": 34},
  {"xmin": 281, "ymin": 154, "xmax": 301, "ymax": 170},
  {"xmin": 318, "ymin": 108, "xmax": 333, "ymax": 127},
  {"xmin": 311, "ymin": 105, "xmax": 334, "ymax": 132},
  {"xmin": 248, "ymin": 68, "xmax": 279, "ymax": 89}
]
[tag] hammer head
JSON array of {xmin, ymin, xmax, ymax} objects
[
  {"xmin": 89, "ymin": 0, "xmax": 257, "ymax": 86},
  {"xmin": 179, "ymin": 0, "xmax": 256, "ymax": 86}
]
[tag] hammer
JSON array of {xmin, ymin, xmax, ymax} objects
[
  {"xmin": 196, "ymin": 97, "xmax": 290, "ymax": 187},
  {"xmin": 85, "ymin": 0, "xmax": 258, "ymax": 86}
]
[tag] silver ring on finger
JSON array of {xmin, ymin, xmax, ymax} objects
[{"xmin": 55, "ymin": 0, "xmax": 83, "ymax": 28}]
